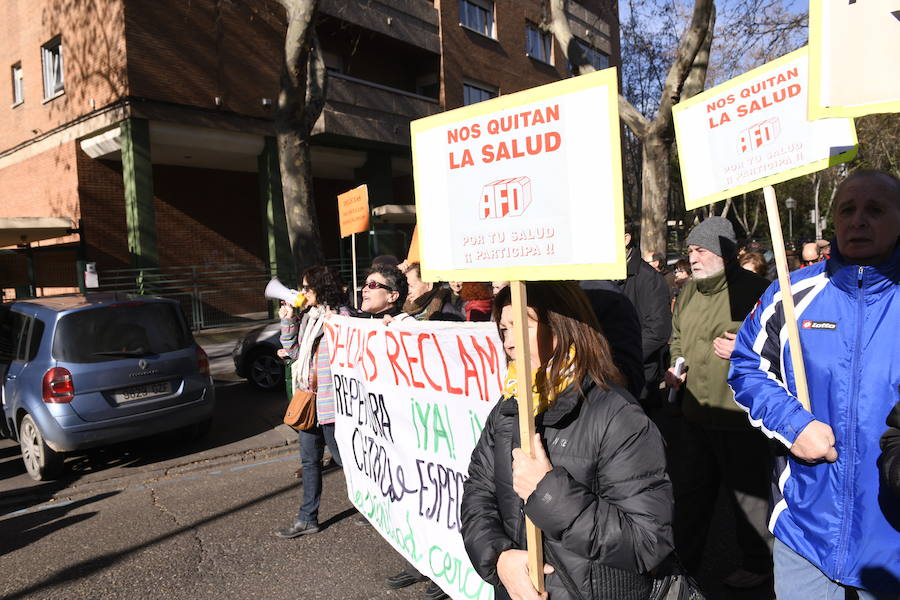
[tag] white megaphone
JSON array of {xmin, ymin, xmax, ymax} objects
[{"xmin": 264, "ymin": 277, "xmax": 307, "ymax": 309}]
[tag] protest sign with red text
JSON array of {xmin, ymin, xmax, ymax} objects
[
  {"xmin": 411, "ymin": 69, "xmax": 626, "ymax": 282},
  {"xmin": 674, "ymin": 47, "xmax": 857, "ymax": 210},
  {"xmin": 325, "ymin": 316, "xmax": 505, "ymax": 600}
]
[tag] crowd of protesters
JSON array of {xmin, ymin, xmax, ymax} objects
[{"xmin": 271, "ymin": 169, "xmax": 899, "ymax": 600}]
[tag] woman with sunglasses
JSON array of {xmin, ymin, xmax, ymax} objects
[
  {"xmin": 357, "ymin": 263, "xmax": 409, "ymax": 319},
  {"xmin": 461, "ymin": 281, "xmax": 674, "ymax": 600},
  {"xmin": 274, "ymin": 265, "xmax": 349, "ymax": 539}
]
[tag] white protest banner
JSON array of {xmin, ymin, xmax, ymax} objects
[
  {"xmin": 673, "ymin": 47, "xmax": 857, "ymax": 210},
  {"xmin": 410, "ymin": 68, "xmax": 626, "ymax": 283},
  {"xmin": 808, "ymin": 0, "xmax": 900, "ymax": 119},
  {"xmin": 324, "ymin": 316, "xmax": 505, "ymax": 600}
]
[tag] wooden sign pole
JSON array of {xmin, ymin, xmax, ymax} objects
[
  {"xmin": 763, "ymin": 186, "xmax": 812, "ymax": 413},
  {"xmin": 510, "ymin": 281, "xmax": 545, "ymax": 593},
  {"xmin": 351, "ymin": 233, "xmax": 359, "ymax": 309}
]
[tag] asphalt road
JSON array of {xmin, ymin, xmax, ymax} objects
[{"xmin": 1, "ymin": 452, "xmax": 427, "ymax": 600}]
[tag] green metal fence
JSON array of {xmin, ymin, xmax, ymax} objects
[
  {"xmin": 96, "ymin": 263, "xmax": 279, "ymax": 331},
  {"xmin": 90, "ymin": 256, "xmax": 378, "ymax": 331}
]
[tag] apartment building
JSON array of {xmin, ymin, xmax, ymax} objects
[{"xmin": 0, "ymin": 0, "xmax": 618, "ymax": 315}]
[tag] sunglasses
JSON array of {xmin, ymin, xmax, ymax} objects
[{"xmin": 362, "ymin": 280, "xmax": 393, "ymax": 291}]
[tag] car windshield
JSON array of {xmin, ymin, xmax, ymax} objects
[{"xmin": 52, "ymin": 302, "xmax": 192, "ymax": 363}]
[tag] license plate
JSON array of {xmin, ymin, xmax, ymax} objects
[{"xmin": 112, "ymin": 381, "xmax": 172, "ymax": 403}]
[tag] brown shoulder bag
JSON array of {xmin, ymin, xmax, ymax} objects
[{"xmin": 283, "ymin": 361, "xmax": 318, "ymax": 431}]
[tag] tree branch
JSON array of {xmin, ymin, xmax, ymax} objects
[
  {"xmin": 619, "ymin": 94, "xmax": 650, "ymax": 138},
  {"xmin": 655, "ymin": 0, "xmax": 714, "ymax": 126},
  {"xmin": 682, "ymin": 2, "xmax": 716, "ymax": 101},
  {"xmin": 547, "ymin": 0, "xmax": 594, "ymax": 75}
]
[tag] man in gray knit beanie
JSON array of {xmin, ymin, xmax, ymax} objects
[
  {"xmin": 685, "ymin": 216, "xmax": 737, "ymax": 264},
  {"xmin": 664, "ymin": 215, "xmax": 772, "ymax": 588}
]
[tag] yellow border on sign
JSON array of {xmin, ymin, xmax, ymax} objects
[
  {"xmin": 808, "ymin": 0, "xmax": 900, "ymax": 120},
  {"xmin": 410, "ymin": 68, "xmax": 626, "ymax": 283},
  {"xmin": 673, "ymin": 47, "xmax": 858, "ymax": 211}
]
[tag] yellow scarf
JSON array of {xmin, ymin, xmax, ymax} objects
[{"xmin": 502, "ymin": 346, "xmax": 577, "ymax": 415}]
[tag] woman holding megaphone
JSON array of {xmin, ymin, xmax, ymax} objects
[{"xmin": 274, "ymin": 265, "xmax": 350, "ymax": 539}]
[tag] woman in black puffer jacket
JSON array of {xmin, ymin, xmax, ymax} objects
[{"xmin": 461, "ymin": 282, "xmax": 674, "ymax": 600}]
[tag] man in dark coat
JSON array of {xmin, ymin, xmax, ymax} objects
[
  {"xmin": 579, "ymin": 280, "xmax": 645, "ymax": 401},
  {"xmin": 617, "ymin": 220, "xmax": 672, "ymax": 411}
]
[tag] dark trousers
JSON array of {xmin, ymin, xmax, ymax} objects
[
  {"xmin": 297, "ymin": 423, "xmax": 341, "ymax": 524},
  {"xmin": 669, "ymin": 417, "xmax": 774, "ymax": 575}
]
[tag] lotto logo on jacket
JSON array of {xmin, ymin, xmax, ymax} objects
[{"xmin": 801, "ymin": 320, "xmax": 837, "ymax": 330}]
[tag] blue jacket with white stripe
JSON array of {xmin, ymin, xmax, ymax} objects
[{"xmin": 728, "ymin": 243, "xmax": 900, "ymax": 593}]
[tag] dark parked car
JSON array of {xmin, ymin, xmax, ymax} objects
[
  {"xmin": 231, "ymin": 322, "xmax": 284, "ymax": 392},
  {"xmin": 0, "ymin": 294, "xmax": 216, "ymax": 480}
]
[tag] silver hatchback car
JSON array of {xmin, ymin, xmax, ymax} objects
[{"xmin": 0, "ymin": 294, "xmax": 216, "ymax": 480}]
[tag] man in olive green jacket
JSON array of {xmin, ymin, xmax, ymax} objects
[{"xmin": 663, "ymin": 217, "xmax": 771, "ymax": 588}]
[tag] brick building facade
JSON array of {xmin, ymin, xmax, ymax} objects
[{"xmin": 0, "ymin": 0, "xmax": 618, "ymax": 319}]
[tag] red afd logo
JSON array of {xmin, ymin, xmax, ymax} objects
[
  {"xmin": 480, "ymin": 177, "xmax": 532, "ymax": 219},
  {"xmin": 737, "ymin": 117, "xmax": 781, "ymax": 154}
]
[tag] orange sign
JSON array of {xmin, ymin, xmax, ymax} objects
[
  {"xmin": 407, "ymin": 225, "xmax": 421, "ymax": 263},
  {"xmin": 338, "ymin": 184, "xmax": 370, "ymax": 237}
]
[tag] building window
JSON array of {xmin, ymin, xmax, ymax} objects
[
  {"xmin": 525, "ymin": 22, "xmax": 553, "ymax": 64},
  {"xmin": 571, "ymin": 38, "xmax": 609, "ymax": 72},
  {"xmin": 41, "ymin": 36, "xmax": 64, "ymax": 99},
  {"xmin": 464, "ymin": 82, "xmax": 497, "ymax": 106},
  {"xmin": 459, "ymin": 0, "xmax": 495, "ymax": 38},
  {"xmin": 11, "ymin": 63, "xmax": 24, "ymax": 105}
]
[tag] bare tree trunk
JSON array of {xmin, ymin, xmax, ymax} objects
[
  {"xmin": 641, "ymin": 135, "xmax": 670, "ymax": 256},
  {"xmin": 278, "ymin": 131, "xmax": 321, "ymax": 269},
  {"xmin": 812, "ymin": 172, "xmax": 822, "ymax": 240},
  {"xmin": 547, "ymin": 0, "xmax": 715, "ymax": 256},
  {"xmin": 275, "ymin": 0, "xmax": 327, "ymax": 273}
]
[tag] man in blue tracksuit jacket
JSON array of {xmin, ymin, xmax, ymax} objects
[{"xmin": 729, "ymin": 170, "xmax": 900, "ymax": 599}]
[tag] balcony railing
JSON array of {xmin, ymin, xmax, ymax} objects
[
  {"xmin": 320, "ymin": 0, "xmax": 440, "ymax": 53},
  {"xmin": 318, "ymin": 72, "xmax": 441, "ymax": 145}
]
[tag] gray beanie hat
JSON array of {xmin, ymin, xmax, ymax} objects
[{"xmin": 686, "ymin": 216, "xmax": 737, "ymax": 258}]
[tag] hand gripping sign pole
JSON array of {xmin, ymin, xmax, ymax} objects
[
  {"xmin": 763, "ymin": 186, "xmax": 811, "ymax": 413},
  {"xmin": 510, "ymin": 281, "xmax": 545, "ymax": 592}
]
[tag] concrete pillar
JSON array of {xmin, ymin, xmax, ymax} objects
[
  {"xmin": 120, "ymin": 118, "xmax": 159, "ymax": 269},
  {"xmin": 258, "ymin": 136, "xmax": 294, "ymax": 283}
]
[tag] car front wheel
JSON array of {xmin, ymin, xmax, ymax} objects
[
  {"xmin": 19, "ymin": 414, "xmax": 64, "ymax": 481},
  {"xmin": 247, "ymin": 349, "xmax": 284, "ymax": 392}
]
